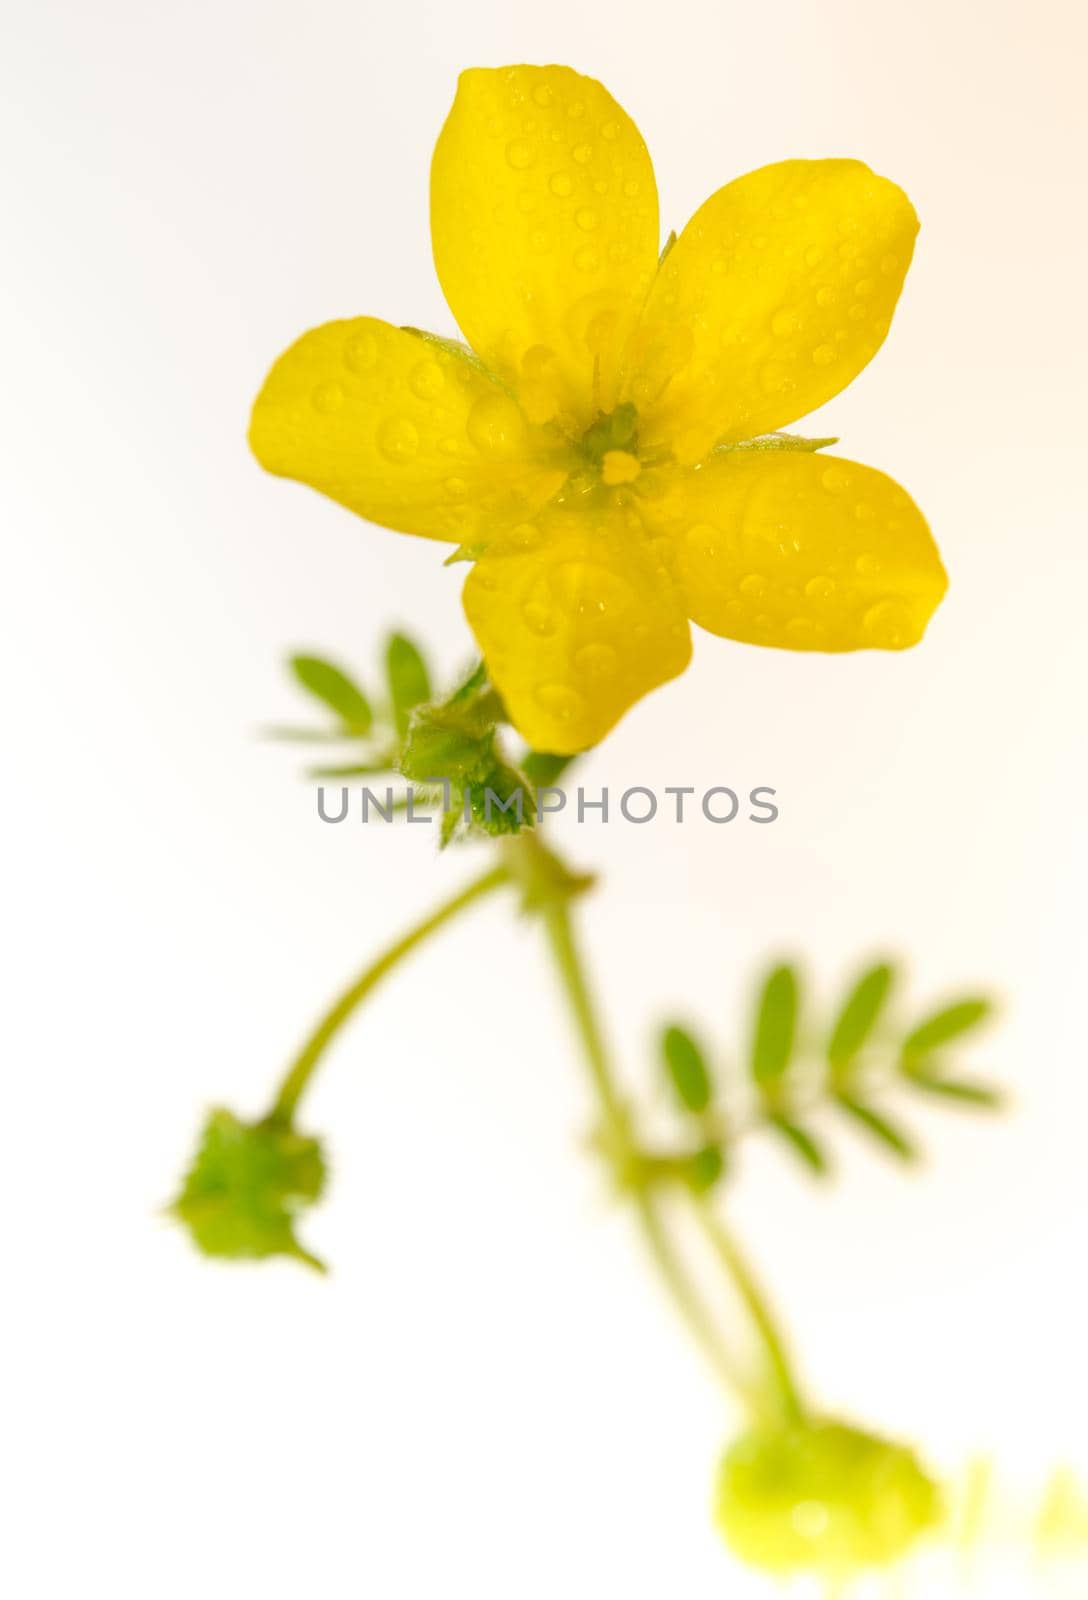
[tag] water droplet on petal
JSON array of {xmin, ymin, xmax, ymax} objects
[
  {"xmin": 771, "ymin": 307, "xmax": 800, "ymax": 336},
  {"xmin": 862, "ymin": 600, "xmax": 914, "ymax": 647},
  {"xmin": 575, "ymin": 207, "xmax": 598, "ymax": 231},
  {"xmin": 740, "ymin": 573, "xmax": 766, "ymax": 598},
  {"xmin": 467, "ymin": 392, "xmax": 528, "ymax": 456},
  {"xmin": 344, "ymin": 331, "xmax": 377, "ymax": 372},
  {"xmin": 312, "ymin": 382, "xmax": 344, "ymax": 414},
  {"xmin": 821, "ymin": 465, "xmax": 850, "ymax": 493},
  {"xmin": 574, "ymin": 244, "xmax": 600, "ymax": 273},
  {"xmin": 377, "ymin": 416, "xmax": 419, "ymax": 462},
  {"xmin": 409, "ymin": 361, "xmax": 444, "ymax": 400},
  {"xmin": 805, "ymin": 575, "xmax": 836, "ymax": 600},
  {"xmin": 812, "ymin": 343, "xmax": 835, "ymax": 366},
  {"xmin": 521, "ymin": 575, "xmax": 557, "ymax": 636},
  {"xmin": 532, "ymin": 82, "xmax": 553, "ymax": 108},
  {"xmin": 549, "ymin": 171, "xmax": 573, "ymax": 197},
  {"xmin": 505, "ymin": 138, "xmax": 534, "ymax": 170},
  {"xmin": 856, "ymin": 553, "xmax": 883, "ymax": 577},
  {"xmin": 574, "ymin": 642, "xmax": 618, "ymax": 678},
  {"xmin": 535, "ymin": 682, "xmax": 585, "ymax": 720},
  {"xmin": 508, "ymin": 522, "xmax": 541, "ymax": 550},
  {"xmin": 686, "ymin": 522, "xmax": 722, "ymax": 560},
  {"xmin": 572, "ymin": 142, "xmax": 593, "ymax": 164}
]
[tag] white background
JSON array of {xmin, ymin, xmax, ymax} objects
[{"xmin": 3, "ymin": 0, "xmax": 1087, "ymax": 1593}]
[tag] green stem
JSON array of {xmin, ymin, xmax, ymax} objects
[
  {"xmin": 270, "ymin": 864, "xmax": 509, "ymax": 1124},
  {"xmin": 690, "ymin": 1198, "xmax": 806, "ymax": 1423},
  {"xmin": 539, "ymin": 896, "xmax": 755, "ymax": 1403}
]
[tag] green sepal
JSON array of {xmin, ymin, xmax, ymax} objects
[
  {"xmin": 443, "ymin": 542, "xmax": 487, "ymax": 566},
  {"xmin": 289, "ymin": 653, "xmax": 372, "ymax": 734},
  {"xmin": 520, "ymin": 749, "xmax": 575, "ymax": 787},
  {"xmin": 502, "ymin": 834, "xmax": 595, "ymax": 913},
  {"xmin": 466, "ymin": 759, "xmax": 535, "ymax": 836},
  {"xmin": 170, "ymin": 1108, "xmax": 327, "ymax": 1271},
  {"xmin": 716, "ymin": 432, "xmax": 839, "ymax": 454}
]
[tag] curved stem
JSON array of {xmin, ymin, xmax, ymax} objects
[
  {"xmin": 539, "ymin": 896, "xmax": 755, "ymax": 1403},
  {"xmin": 270, "ymin": 863, "xmax": 509, "ymax": 1124},
  {"xmin": 690, "ymin": 1199, "xmax": 806, "ymax": 1423}
]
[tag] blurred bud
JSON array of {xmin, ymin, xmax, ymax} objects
[
  {"xmin": 170, "ymin": 1108, "xmax": 327, "ymax": 1271},
  {"xmin": 715, "ymin": 1417, "xmax": 941, "ymax": 1577}
]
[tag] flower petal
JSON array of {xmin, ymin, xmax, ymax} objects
[
  {"xmin": 431, "ymin": 66, "xmax": 659, "ymax": 428},
  {"xmin": 462, "ymin": 503, "xmax": 691, "ymax": 753},
  {"xmin": 249, "ymin": 318, "xmax": 565, "ymax": 542},
  {"xmin": 640, "ymin": 450, "xmax": 946, "ymax": 650},
  {"xmin": 628, "ymin": 161, "xmax": 918, "ymax": 463}
]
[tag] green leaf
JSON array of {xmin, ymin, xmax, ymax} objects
[
  {"xmin": 834, "ymin": 1093, "xmax": 916, "ymax": 1161},
  {"xmin": 290, "ymin": 654, "xmax": 372, "ymax": 733},
  {"xmin": 828, "ymin": 963, "xmax": 895, "ymax": 1072},
  {"xmin": 305, "ymin": 761, "xmax": 393, "ymax": 779},
  {"xmin": 767, "ymin": 1113, "xmax": 828, "ymax": 1174},
  {"xmin": 170, "ymin": 1108, "xmax": 327, "ymax": 1270},
  {"xmin": 684, "ymin": 1142, "xmax": 725, "ymax": 1192},
  {"xmin": 385, "ymin": 633, "xmax": 432, "ymax": 738},
  {"xmin": 751, "ymin": 965, "xmax": 799, "ymax": 1092},
  {"xmin": 902, "ymin": 998, "xmax": 993, "ymax": 1061},
  {"xmin": 661, "ymin": 1024, "xmax": 714, "ymax": 1114},
  {"xmin": 903, "ymin": 1072, "xmax": 1004, "ymax": 1109}
]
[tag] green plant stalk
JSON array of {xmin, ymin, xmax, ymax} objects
[
  {"xmin": 539, "ymin": 894, "xmax": 788, "ymax": 1413},
  {"xmin": 270, "ymin": 863, "xmax": 509, "ymax": 1124},
  {"xmin": 689, "ymin": 1198, "xmax": 805, "ymax": 1423}
]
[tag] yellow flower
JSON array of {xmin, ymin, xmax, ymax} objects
[{"xmin": 250, "ymin": 65, "xmax": 947, "ymax": 755}]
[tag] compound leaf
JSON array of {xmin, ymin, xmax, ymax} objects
[
  {"xmin": 901, "ymin": 998, "xmax": 993, "ymax": 1062},
  {"xmin": 834, "ymin": 1093, "xmax": 916, "ymax": 1161},
  {"xmin": 767, "ymin": 1113, "xmax": 828, "ymax": 1175},
  {"xmin": 829, "ymin": 963, "xmax": 895, "ymax": 1073},
  {"xmin": 751, "ymin": 965, "xmax": 800, "ymax": 1094},
  {"xmin": 290, "ymin": 654, "xmax": 372, "ymax": 733},
  {"xmin": 661, "ymin": 1024, "xmax": 714, "ymax": 1115},
  {"xmin": 385, "ymin": 633, "xmax": 432, "ymax": 738}
]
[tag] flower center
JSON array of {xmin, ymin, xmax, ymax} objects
[
  {"xmin": 600, "ymin": 449, "xmax": 641, "ymax": 485},
  {"xmin": 577, "ymin": 402, "xmax": 642, "ymax": 487}
]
